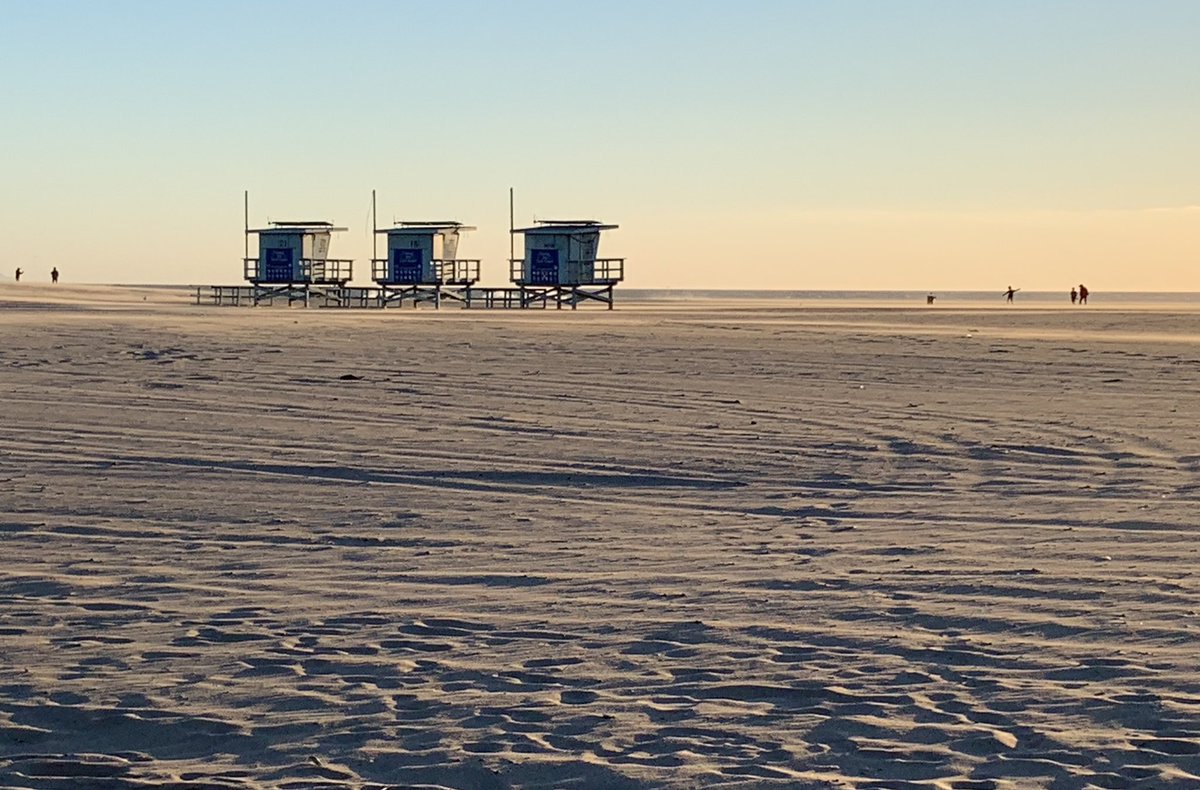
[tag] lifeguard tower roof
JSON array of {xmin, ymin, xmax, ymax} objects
[
  {"xmin": 249, "ymin": 221, "xmax": 348, "ymax": 233},
  {"xmin": 376, "ymin": 221, "xmax": 477, "ymax": 234},
  {"xmin": 512, "ymin": 219, "xmax": 618, "ymax": 233}
]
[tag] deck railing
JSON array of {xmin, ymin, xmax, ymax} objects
[
  {"xmin": 244, "ymin": 258, "xmax": 354, "ymax": 285},
  {"xmin": 592, "ymin": 258, "xmax": 625, "ymax": 282},
  {"xmin": 370, "ymin": 258, "xmax": 481, "ymax": 285},
  {"xmin": 306, "ymin": 259, "xmax": 354, "ymax": 284},
  {"xmin": 509, "ymin": 258, "xmax": 625, "ymax": 285},
  {"xmin": 436, "ymin": 259, "xmax": 481, "ymax": 284}
]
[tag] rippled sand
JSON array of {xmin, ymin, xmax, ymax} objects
[{"xmin": 2, "ymin": 286, "xmax": 1199, "ymax": 788}]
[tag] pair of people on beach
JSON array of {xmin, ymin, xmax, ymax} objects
[
  {"xmin": 1005, "ymin": 285, "xmax": 1091, "ymax": 304},
  {"xmin": 13, "ymin": 267, "xmax": 57, "ymax": 283}
]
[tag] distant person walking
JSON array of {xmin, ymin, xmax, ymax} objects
[
  {"xmin": 14, "ymin": 268, "xmax": 21, "ymax": 282},
  {"xmin": 50, "ymin": 267, "xmax": 59, "ymax": 284},
  {"xmin": 926, "ymin": 293, "xmax": 936, "ymax": 305},
  {"xmin": 1078, "ymin": 284, "xmax": 1088, "ymax": 304},
  {"xmin": 1004, "ymin": 285, "xmax": 1019, "ymax": 303},
  {"xmin": 1070, "ymin": 287, "xmax": 1077, "ymax": 304}
]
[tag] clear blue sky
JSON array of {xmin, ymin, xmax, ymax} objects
[{"xmin": 2, "ymin": 0, "xmax": 1198, "ymax": 288}]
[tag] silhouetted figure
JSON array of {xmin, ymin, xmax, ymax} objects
[
  {"xmin": 14, "ymin": 268, "xmax": 21, "ymax": 282},
  {"xmin": 50, "ymin": 267, "xmax": 59, "ymax": 284},
  {"xmin": 1078, "ymin": 284, "xmax": 1088, "ymax": 304},
  {"xmin": 1004, "ymin": 286, "xmax": 1019, "ymax": 303},
  {"xmin": 1070, "ymin": 287, "xmax": 1077, "ymax": 304},
  {"xmin": 926, "ymin": 293, "xmax": 936, "ymax": 305}
]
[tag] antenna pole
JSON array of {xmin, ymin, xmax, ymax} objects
[
  {"xmin": 243, "ymin": 190, "xmax": 249, "ymax": 261},
  {"xmin": 372, "ymin": 189, "xmax": 378, "ymax": 263},
  {"xmin": 509, "ymin": 187, "xmax": 515, "ymax": 264}
]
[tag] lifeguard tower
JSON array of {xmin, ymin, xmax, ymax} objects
[
  {"xmin": 243, "ymin": 219, "xmax": 354, "ymax": 306},
  {"xmin": 509, "ymin": 220, "xmax": 624, "ymax": 309},
  {"xmin": 371, "ymin": 221, "xmax": 480, "ymax": 308}
]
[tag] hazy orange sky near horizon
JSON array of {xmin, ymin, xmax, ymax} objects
[{"xmin": 2, "ymin": 1, "xmax": 1198, "ymax": 290}]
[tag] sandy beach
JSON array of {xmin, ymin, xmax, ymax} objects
[{"xmin": 2, "ymin": 285, "xmax": 1199, "ymax": 788}]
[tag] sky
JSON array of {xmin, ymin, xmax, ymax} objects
[{"xmin": 1, "ymin": 0, "xmax": 1198, "ymax": 290}]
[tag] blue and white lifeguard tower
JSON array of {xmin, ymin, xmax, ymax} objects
[
  {"xmin": 371, "ymin": 221, "xmax": 480, "ymax": 308},
  {"xmin": 509, "ymin": 220, "xmax": 624, "ymax": 309},
  {"xmin": 245, "ymin": 222, "xmax": 352, "ymax": 286},
  {"xmin": 242, "ymin": 209, "xmax": 354, "ymax": 305}
]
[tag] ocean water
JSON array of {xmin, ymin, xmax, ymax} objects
[{"xmin": 619, "ymin": 289, "xmax": 1200, "ymax": 305}]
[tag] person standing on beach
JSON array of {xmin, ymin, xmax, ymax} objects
[
  {"xmin": 1070, "ymin": 287, "xmax": 1077, "ymax": 304},
  {"xmin": 1004, "ymin": 286, "xmax": 1018, "ymax": 303},
  {"xmin": 14, "ymin": 268, "xmax": 21, "ymax": 282},
  {"xmin": 51, "ymin": 267, "xmax": 58, "ymax": 284},
  {"xmin": 1078, "ymin": 284, "xmax": 1088, "ymax": 304}
]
